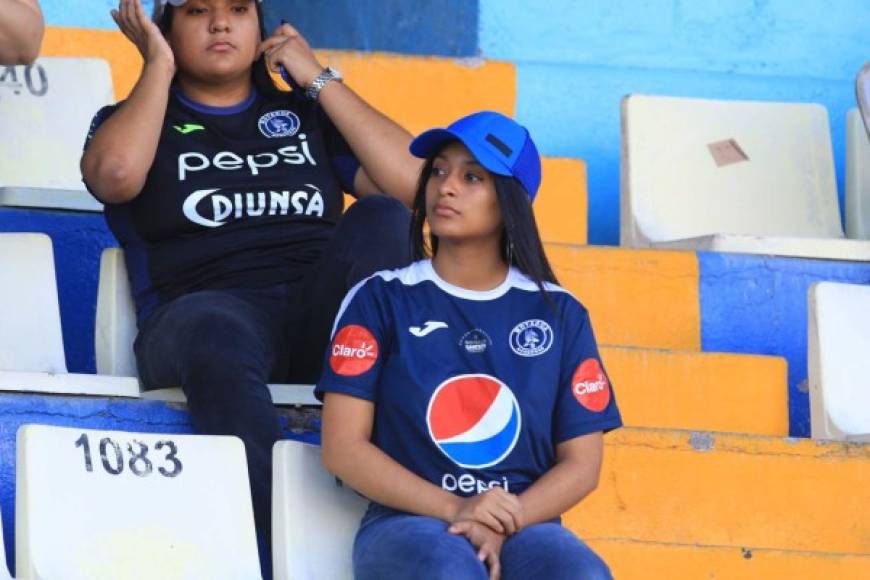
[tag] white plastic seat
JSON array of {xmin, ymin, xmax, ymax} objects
[
  {"xmin": 272, "ymin": 441, "xmax": 368, "ymax": 580},
  {"xmin": 0, "ymin": 57, "xmax": 107, "ymax": 212},
  {"xmin": 808, "ymin": 282, "xmax": 870, "ymax": 442},
  {"xmin": 621, "ymin": 94, "xmax": 870, "ymax": 261},
  {"xmin": 857, "ymin": 62, "xmax": 869, "ymax": 138},
  {"xmin": 16, "ymin": 424, "xmax": 262, "ymax": 579},
  {"xmin": 846, "ymin": 108, "xmax": 870, "ymax": 239},
  {"xmin": 96, "ymin": 248, "xmax": 319, "ymax": 405},
  {"xmin": 0, "ymin": 233, "xmax": 138, "ymax": 396}
]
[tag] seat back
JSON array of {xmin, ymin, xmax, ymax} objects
[
  {"xmin": 95, "ymin": 248, "xmax": 138, "ymax": 377},
  {"xmin": 16, "ymin": 424, "xmax": 262, "ymax": 579},
  {"xmin": 621, "ymin": 94, "xmax": 841, "ymax": 246},
  {"xmin": 846, "ymin": 108, "xmax": 870, "ymax": 240},
  {"xmin": 808, "ymin": 282, "xmax": 870, "ymax": 441},
  {"xmin": 272, "ymin": 441, "xmax": 368, "ymax": 580},
  {"xmin": 0, "ymin": 233, "xmax": 67, "ymax": 373},
  {"xmin": 0, "ymin": 57, "xmax": 113, "ymax": 192},
  {"xmin": 857, "ymin": 62, "xmax": 870, "ymax": 138}
]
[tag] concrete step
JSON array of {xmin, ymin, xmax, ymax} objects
[
  {"xmin": 547, "ymin": 244, "xmax": 700, "ymax": 351},
  {"xmin": 589, "ymin": 537, "xmax": 870, "ymax": 580},
  {"xmin": 601, "ymin": 346, "xmax": 787, "ymax": 436},
  {"xmin": 566, "ymin": 428, "xmax": 870, "ymax": 555}
]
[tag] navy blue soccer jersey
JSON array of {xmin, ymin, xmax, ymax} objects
[
  {"xmin": 316, "ymin": 260, "xmax": 622, "ymax": 497},
  {"xmin": 84, "ymin": 86, "xmax": 359, "ymax": 324}
]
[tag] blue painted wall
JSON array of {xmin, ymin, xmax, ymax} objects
[
  {"xmin": 0, "ymin": 393, "xmax": 318, "ymax": 574},
  {"xmin": 480, "ymin": 0, "xmax": 869, "ymax": 244},
  {"xmin": 262, "ymin": 0, "xmax": 478, "ymax": 57},
  {"xmin": 698, "ymin": 253, "xmax": 870, "ymax": 437}
]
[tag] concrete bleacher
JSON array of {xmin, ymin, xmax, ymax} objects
[{"xmin": 0, "ymin": 12, "xmax": 868, "ymax": 580}]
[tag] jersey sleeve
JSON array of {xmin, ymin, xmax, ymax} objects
[
  {"xmin": 553, "ymin": 299, "xmax": 623, "ymax": 442},
  {"xmin": 81, "ymin": 103, "xmax": 120, "ymax": 196},
  {"xmin": 318, "ymin": 107, "xmax": 361, "ymax": 197},
  {"xmin": 315, "ymin": 276, "xmax": 389, "ymax": 402}
]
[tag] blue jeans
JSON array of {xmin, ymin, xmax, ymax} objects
[
  {"xmin": 133, "ymin": 196, "xmax": 411, "ymax": 576},
  {"xmin": 354, "ymin": 504, "xmax": 613, "ymax": 580}
]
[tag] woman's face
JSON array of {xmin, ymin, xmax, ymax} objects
[
  {"xmin": 168, "ymin": 0, "xmax": 260, "ymax": 82},
  {"xmin": 425, "ymin": 141, "xmax": 503, "ymax": 247}
]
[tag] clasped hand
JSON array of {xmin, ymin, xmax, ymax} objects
[{"xmin": 448, "ymin": 488, "xmax": 524, "ymax": 580}]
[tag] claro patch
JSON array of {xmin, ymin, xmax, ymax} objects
[
  {"xmin": 571, "ymin": 359, "xmax": 611, "ymax": 412},
  {"xmin": 329, "ymin": 325, "xmax": 379, "ymax": 376}
]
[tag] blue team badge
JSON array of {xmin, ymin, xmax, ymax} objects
[
  {"xmin": 427, "ymin": 374, "xmax": 521, "ymax": 469},
  {"xmin": 459, "ymin": 328, "xmax": 492, "ymax": 354},
  {"xmin": 258, "ymin": 110, "xmax": 301, "ymax": 138},
  {"xmin": 509, "ymin": 319, "xmax": 553, "ymax": 357}
]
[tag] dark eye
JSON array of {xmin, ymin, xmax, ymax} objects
[
  {"xmin": 466, "ymin": 172, "xmax": 484, "ymax": 183},
  {"xmin": 430, "ymin": 166, "xmax": 447, "ymax": 177},
  {"xmin": 232, "ymin": 5, "xmax": 249, "ymax": 13},
  {"xmin": 187, "ymin": 6, "xmax": 207, "ymax": 15}
]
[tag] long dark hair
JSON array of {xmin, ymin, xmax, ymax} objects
[
  {"xmin": 410, "ymin": 144, "xmax": 559, "ymax": 293},
  {"xmin": 156, "ymin": 2, "xmax": 283, "ymax": 97}
]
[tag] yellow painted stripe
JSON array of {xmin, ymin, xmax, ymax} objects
[
  {"xmin": 601, "ymin": 346, "xmax": 788, "ymax": 436},
  {"xmin": 566, "ymin": 428, "xmax": 870, "ymax": 554},
  {"xmin": 535, "ymin": 158, "xmax": 587, "ymax": 245},
  {"xmin": 315, "ymin": 51, "xmax": 515, "ymax": 135},
  {"xmin": 547, "ymin": 245, "xmax": 701, "ymax": 350},
  {"xmin": 42, "ymin": 27, "xmax": 142, "ymax": 100},
  {"xmin": 589, "ymin": 538, "xmax": 870, "ymax": 580},
  {"xmin": 41, "ymin": 27, "xmax": 517, "ymax": 134}
]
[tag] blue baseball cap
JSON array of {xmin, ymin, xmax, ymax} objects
[{"xmin": 410, "ymin": 111, "xmax": 542, "ymax": 202}]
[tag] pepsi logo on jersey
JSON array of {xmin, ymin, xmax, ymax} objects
[
  {"xmin": 572, "ymin": 358, "xmax": 611, "ymax": 412},
  {"xmin": 330, "ymin": 324, "xmax": 379, "ymax": 376},
  {"xmin": 426, "ymin": 374, "xmax": 521, "ymax": 471}
]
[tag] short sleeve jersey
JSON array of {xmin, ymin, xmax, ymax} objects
[
  {"xmin": 316, "ymin": 260, "xmax": 622, "ymax": 497},
  {"xmin": 84, "ymin": 87, "xmax": 360, "ymax": 323}
]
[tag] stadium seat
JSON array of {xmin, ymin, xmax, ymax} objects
[
  {"xmin": 96, "ymin": 248, "xmax": 319, "ymax": 405},
  {"xmin": 272, "ymin": 440, "xmax": 368, "ymax": 580},
  {"xmin": 808, "ymin": 282, "xmax": 870, "ymax": 442},
  {"xmin": 621, "ymin": 94, "xmax": 870, "ymax": 261},
  {"xmin": 857, "ymin": 62, "xmax": 869, "ymax": 138},
  {"xmin": 0, "ymin": 57, "xmax": 107, "ymax": 212},
  {"xmin": 16, "ymin": 424, "xmax": 262, "ymax": 579},
  {"xmin": 0, "ymin": 234, "xmax": 138, "ymax": 396},
  {"xmin": 846, "ymin": 108, "xmax": 870, "ymax": 239}
]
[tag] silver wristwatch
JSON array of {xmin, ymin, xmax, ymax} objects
[{"xmin": 305, "ymin": 67, "xmax": 343, "ymax": 101}]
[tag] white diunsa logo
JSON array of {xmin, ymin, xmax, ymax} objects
[{"xmin": 182, "ymin": 185, "xmax": 325, "ymax": 228}]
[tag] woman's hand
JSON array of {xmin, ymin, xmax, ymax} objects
[
  {"xmin": 449, "ymin": 520, "xmax": 505, "ymax": 580},
  {"xmin": 259, "ymin": 22, "xmax": 322, "ymax": 88},
  {"xmin": 451, "ymin": 487, "xmax": 524, "ymax": 535},
  {"xmin": 111, "ymin": 0, "xmax": 174, "ymax": 70}
]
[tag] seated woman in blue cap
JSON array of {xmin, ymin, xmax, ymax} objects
[{"xmin": 318, "ymin": 111, "xmax": 622, "ymax": 580}]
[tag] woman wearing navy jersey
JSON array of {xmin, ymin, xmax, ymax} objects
[
  {"xmin": 318, "ymin": 111, "xmax": 621, "ymax": 580},
  {"xmin": 80, "ymin": 0, "xmax": 420, "ymax": 569}
]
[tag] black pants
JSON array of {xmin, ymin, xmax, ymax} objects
[{"xmin": 133, "ymin": 196, "xmax": 411, "ymax": 572}]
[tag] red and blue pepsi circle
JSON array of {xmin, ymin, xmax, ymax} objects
[{"xmin": 426, "ymin": 374, "xmax": 522, "ymax": 469}]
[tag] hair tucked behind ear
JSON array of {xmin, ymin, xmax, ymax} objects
[{"xmin": 410, "ymin": 143, "xmax": 559, "ymax": 294}]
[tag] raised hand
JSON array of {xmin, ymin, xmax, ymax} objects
[
  {"xmin": 111, "ymin": 0, "xmax": 174, "ymax": 70},
  {"xmin": 449, "ymin": 520, "xmax": 505, "ymax": 580},
  {"xmin": 451, "ymin": 487, "xmax": 524, "ymax": 535},
  {"xmin": 259, "ymin": 22, "xmax": 322, "ymax": 88}
]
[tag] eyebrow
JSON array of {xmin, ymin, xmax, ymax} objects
[{"xmin": 434, "ymin": 154, "xmax": 483, "ymax": 168}]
